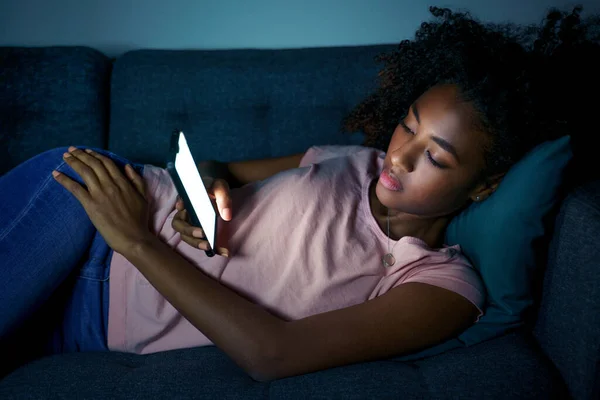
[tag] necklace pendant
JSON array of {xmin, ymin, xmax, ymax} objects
[{"xmin": 382, "ymin": 253, "xmax": 396, "ymax": 268}]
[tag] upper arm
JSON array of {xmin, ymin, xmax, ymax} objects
[
  {"xmin": 227, "ymin": 152, "xmax": 305, "ymax": 185},
  {"xmin": 264, "ymin": 282, "xmax": 479, "ymax": 380}
]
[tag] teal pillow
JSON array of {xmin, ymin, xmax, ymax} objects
[
  {"xmin": 394, "ymin": 135, "xmax": 572, "ymax": 361},
  {"xmin": 449, "ymin": 135, "xmax": 572, "ymax": 345}
]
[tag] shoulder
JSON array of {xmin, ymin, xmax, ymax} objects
[
  {"xmin": 399, "ymin": 238, "xmax": 486, "ymax": 319},
  {"xmin": 299, "ymin": 145, "xmax": 382, "ymax": 167}
]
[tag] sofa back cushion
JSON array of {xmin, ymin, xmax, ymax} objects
[
  {"xmin": 108, "ymin": 45, "xmax": 395, "ymax": 166},
  {"xmin": 0, "ymin": 46, "xmax": 110, "ymax": 175}
]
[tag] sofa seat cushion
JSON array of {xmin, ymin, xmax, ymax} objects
[{"xmin": 0, "ymin": 332, "xmax": 566, "ymax": 399}]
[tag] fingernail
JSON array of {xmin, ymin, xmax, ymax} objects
[
  {"xmin": 63, "ymin": 152, "xmax": 72, "ymax": 158},
  {"xmin": 52, "ymin": 171, "xmax": 60, "ymax": 178},
  {"xmin": 222, "ymin": 208, "xmax": 232, "ymax": 220},
  {"xmin": 68, "ymin": 146, "xmax": 76, "ymax": 152},
  {"xmin": 192, "ymin": 229, "xmax": 203, "ymax": 238}
]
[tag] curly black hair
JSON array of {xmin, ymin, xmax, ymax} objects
[{"xmin": 343, "ymin": 6, "xmax": 600, "ymax": 182}]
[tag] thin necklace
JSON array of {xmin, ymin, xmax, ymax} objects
[{"xmin": 382, "ymin": 208, "xmax": 400, "ymax": 267}]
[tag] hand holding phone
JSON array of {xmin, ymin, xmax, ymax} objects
[
  {"xmin": 166, "ymin": 131, "xmax": 230, "ymax": 257},
  {"xmin": 172, "ymin": 179, "xmax": 231, "ymax": 257}
]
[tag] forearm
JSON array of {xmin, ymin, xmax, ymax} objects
[
  {"xmin": 198, "ymin": 153, "xmax": 305, "ymax": 188},
  {"xmin": 197, "ymin": 160, "xmax": 243, "ymax": 189},
  {"xmin": 123, "ymin": 234, "xmax": 284, "ymax": 378}
]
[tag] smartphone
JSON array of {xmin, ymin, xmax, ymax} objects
[{"xmin": 166, "ymin": 130, "xmax": 216, "ymax": 257}]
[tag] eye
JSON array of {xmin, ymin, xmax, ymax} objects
[
  {"xmin": 399, "ymin": 120, "xmax": 414, "ymax": 135},
  {"xmin": 427, "ymin": 151, "xmax": 446, "ymax": 169},
  {"xmin": 399, "ymin": 119, "xmax": 447, "ymax": 169}
]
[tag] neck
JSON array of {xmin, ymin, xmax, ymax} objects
[{"xmin": 368, "ymin": 179, "xmax": 449, "ymax": 248}]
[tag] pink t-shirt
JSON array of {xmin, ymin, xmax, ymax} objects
[{"xmin": 107, "ymin": 145, "xmax": 485, "ymax": 354}]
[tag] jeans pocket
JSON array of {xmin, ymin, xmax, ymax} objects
[
  {"xmin": 77, "ymin": 232, "xmax": 112, "ymax": 281},
  {"xmin": 78, "ymin": 257, "xmax": 111, "ymax": 281},
  {"xmin": 50, "ymin": 230, "xmax": 112, "ymax": 354}
]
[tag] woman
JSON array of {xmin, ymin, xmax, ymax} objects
[{"xmin": 1, "ymin": 7, "xmax": 595, "ymax": 381}]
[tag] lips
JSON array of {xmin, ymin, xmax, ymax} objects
[{"xmin": 379, "ymin": 169, "xmax": 403, "ymax": 191}]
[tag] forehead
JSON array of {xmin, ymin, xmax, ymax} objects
[{"xmin": 415, "ymin": 84, "xmax": 488, "ymax": 166}]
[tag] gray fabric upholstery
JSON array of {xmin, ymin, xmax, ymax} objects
[
  {"xmin": 0, "ymin": 332, "xmax": 565, "ymax": 399},
  {"xmin": 108, "ymin": 46, "xmax": 394, "ymax": 166},
  {"xmin": 533, "ymin": 179, "xmax": 600, "ymax": 400},
  {"xmin": 0, "ymin": 46, "xmax": 110, "ymax": 175}
]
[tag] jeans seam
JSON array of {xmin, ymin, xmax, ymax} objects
[
  {"xmin": 0, "ymin": 161, "xmax": 67, "ymax": 242},
  {"xmin": 78, "ymin": 275, "xmax": 110, "ymax": 282}
]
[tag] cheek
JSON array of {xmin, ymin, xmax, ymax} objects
[
  {"xmin": 408, "ymin": 172, "xmax": 450, "ymax": 206},
  {"xmin": 391, "ymin": 170, "xmax": 470, "ymax": 216}
]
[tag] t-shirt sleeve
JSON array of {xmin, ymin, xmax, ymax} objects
[
  {"xmin": 299, "ymin": 145, "xmax": 367, "ymax": 167},
  {"xmin": 402, "ymin": 261, "xmax": 486, "ymax": 321}
]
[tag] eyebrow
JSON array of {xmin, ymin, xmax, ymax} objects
[
  {"xmin": 411, "ymin": 103, "xmax": 460, "ymax": 163},
  {"xmin": 431, "ymin": 136, "xmax": 460, "ymax": 162},
  {"xmin": 411, "ymin": 103, "xmax": 420, "ymax": 124}
]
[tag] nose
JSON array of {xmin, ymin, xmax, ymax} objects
[{"xmin": 389, "ymin": 141, "xmax": 417, "ymax": 173}]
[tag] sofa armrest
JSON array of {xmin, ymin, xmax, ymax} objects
[{"xmin": 533, "ymin": 179, "xmax": 600, "ymax": 400}]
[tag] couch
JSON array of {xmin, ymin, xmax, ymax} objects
[{"xmin": 0, "ymin": 45, "xmax": 598, "ymax": 400}]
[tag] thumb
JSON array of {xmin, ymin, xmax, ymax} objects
[{"xmin": 211, "ymin": 179, "xmax": 232, "ymax": 221}]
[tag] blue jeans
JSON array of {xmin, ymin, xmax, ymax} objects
[{"xmin": 0, "ymin": 147, "xmax": 145, "ymax": 359}]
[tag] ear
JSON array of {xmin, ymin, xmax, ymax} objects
[{"xmin": 470, "ymin": 173, "xmax": 505, "ymax": 202}]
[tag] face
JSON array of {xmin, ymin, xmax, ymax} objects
[{"xmin": 376, "ymin": 84, "xmax": 491, "ymax": 218}]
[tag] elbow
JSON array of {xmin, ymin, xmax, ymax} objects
[
  {"xmin": 242, "ymin": 331, "xmax": 291, "ymax": 382},
  {"xmin": 244, "ymin": 345, "xmax": 286, "ymax": 382},
  {"xmin": 247, "ymin": 368, "xmax": 276, "ymax": 383},
  {"xmin": 247, "ymin": 359, "xmax": 295, "ymax": 383}
]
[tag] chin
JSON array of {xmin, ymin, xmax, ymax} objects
[
  {"xmin": 376, "ymin": 183, "xmax": 440, "ymax": 217},
  {"xmin": 375, "ymin": 181, "xmax": 402, "ymax": 208}
]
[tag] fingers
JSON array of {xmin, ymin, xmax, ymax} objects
[
  {"xmin": 84, "ymin": 148, "xmax": 144, "ymax": 197},
  {"xmin": 63, "ymin": 147, "xmax": 116, "ymax": 191},
  {"xmin": 172, "ymin": 207, "xmax": 208, "ymax": 248},
  {"xmin": 51, "ymin": 170, "xmax": 91, "ymax": 206},
  {"xmin": 216, "ymin": 247, "xmax": 230, "ymax": 257},
  {"xmin": 172, "ymin": 199, "xmax": 229, "ymax": 257},
  {"xmin": 83, "ymin": 148, "xmax": 124, "ymax": 183},
  {"xmin": 202, "ymin": 177, "xmax": 215, "ymax": 198},
  {"xmin": 211, "ymin": 179, "xmax": 232, "ymax": 221},
  {"xmin": 175, "ymin": 196, "xmax": 185, "ymax": 211},
  {"xmin": 125, "ymin": 164, "xmax": 147, "ymax": 199},
  {"xmin": 173, "ymin": 208, "xmax": 204, "ymax": 237},
  {"xmin": 61, "ymin": 149, "xmax": 101, "ymax": 191},
  {"xmin": 203, "ymin": 178, "xmax": 232, "ymax": 220}
]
